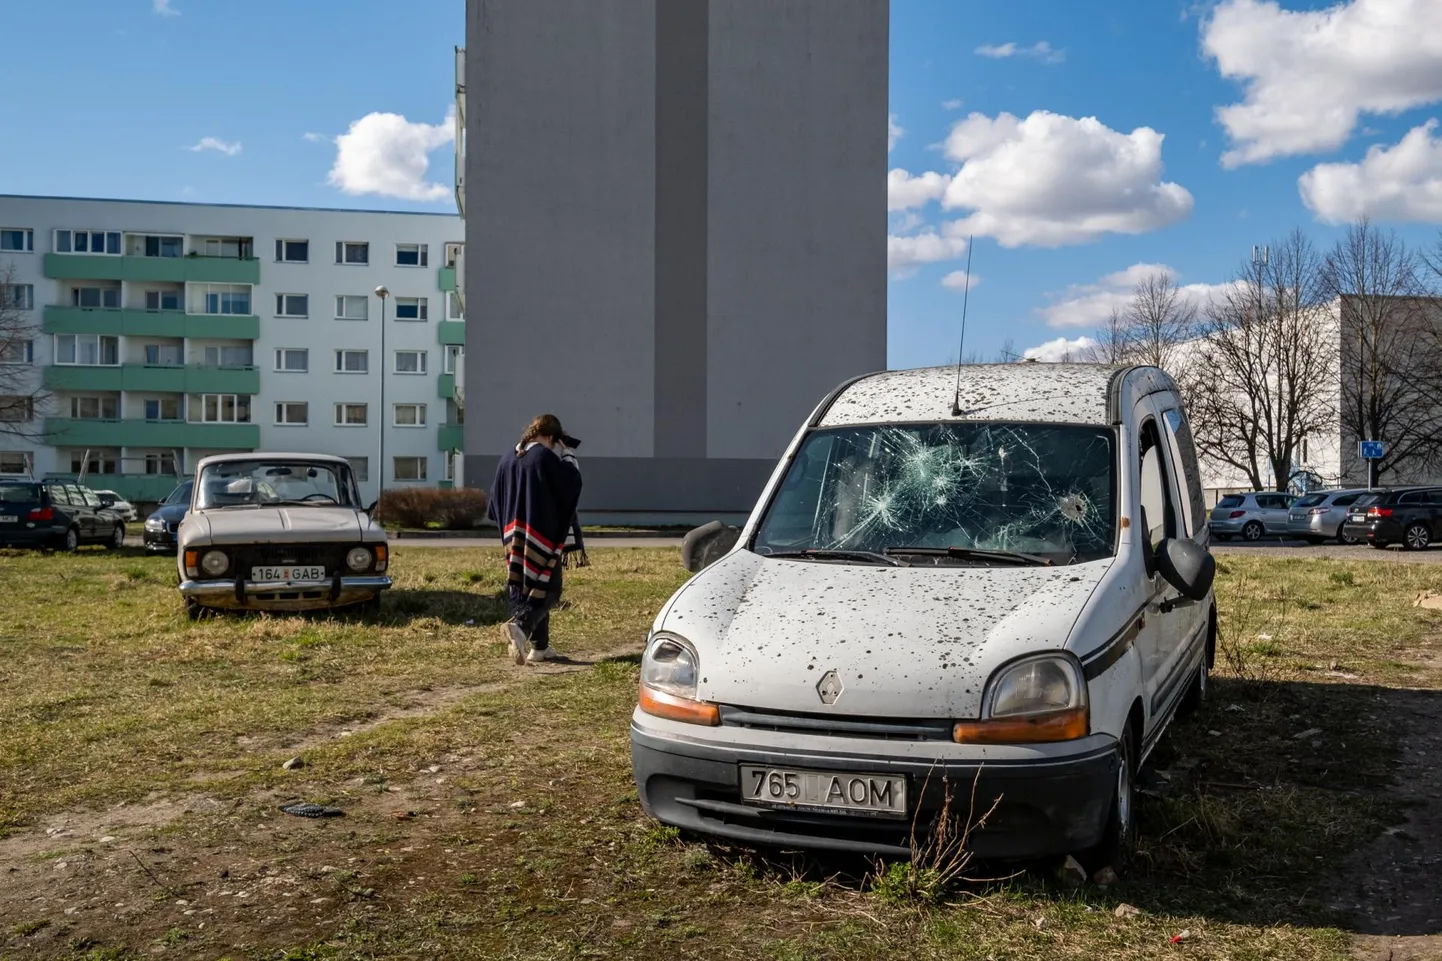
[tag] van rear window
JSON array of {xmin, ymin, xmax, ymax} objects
[{"xmin": 1217, "ymin": 495, "xmax": 1245, "ymax": 508}]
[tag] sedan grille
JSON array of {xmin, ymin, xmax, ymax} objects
[{"xmin": 230, "ymin": 544, "xmax": 350, "ymax": 571}]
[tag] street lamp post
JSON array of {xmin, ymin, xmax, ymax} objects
[{"xmin": 375, "ymin": 285, "xmax": 389, "ymax": 501}]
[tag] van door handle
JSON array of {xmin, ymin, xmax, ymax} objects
[{"xmin": 1159, "ymin": 596, "xmax": 1197, "ymax": 614}]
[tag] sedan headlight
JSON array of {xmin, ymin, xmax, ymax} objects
[
  {"xmin": 145, "ymin": 516, "xmax": 164, "ymax": 530},
  {"xmin": 346, "ymin": 546, "xmax": 372, "ymax": 572},
  {"xmin": 200, "ymin": 550, "xmax": 229, "ymax": 576},
  {"xmin": 953, "ymin": 654, "xmax": 1088, "ymax": 744},
  {"xmin": 638, "ymin": 632, "xmax": 718, "ymax": 726}
]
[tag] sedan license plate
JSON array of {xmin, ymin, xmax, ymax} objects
[
  {"xmin": 251, "ymin": 566, "xmax": 325, "ymax": 582},
  {"xmin": 740, "ymin": 765, "xmax": 906, "ymax": 818},
  {"xmin": 0, "ymin": 516, "xmax": 17, "ymax": 523}
]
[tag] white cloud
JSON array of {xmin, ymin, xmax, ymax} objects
[
  {"xmin": 887, "ymin": 169, "xmax": 951, "ymax": 211},
  {"xmin": 942, "ymin": 99, "xmax": 964, "ymax": 111},
  {"xmin": 941, "ymin": 270, "xmax": 979, "ymax": 292},
  {"xmin": 1203, "ymin": 0, "xmax": 1442, "ymax": 168},
  {"xmin": 1299, "ymin": 120, "xmax": 1442, "ymax": 224},
  {"xmin": 887, "ymin": 231, "xmax": 969, "ymax": 276},
  {"xmin": 888, "ymin": 114, "xmax": 903, "ymax": 152},
  {"xmin": 974, "ymin": 41, "xmax": 1065, "ymax": 64},
  {"xmin": 1024, "ymin": 336, "xmax": 1098, "ymax": 362},
  {"xmin": 1038, "ymin": 263, "xmax": 1236, "ymax": 328},
  {"xmin": 153, "ymin": 0, "xmax": 178, "ymax": 16},
  {"xmin": 327, "ymin": 108, "xmax": 455, "ymax": 202},
  {"xmin": 302, "ymin": 132, "xmax": 327, "ymax": 144},
  {"xmin": 939, "ymin": 111, "xmax": 1193, "ymax": 247},
  {"xmin": 186, "ymin": 137, "xmax": 241, "ymax": 157}
]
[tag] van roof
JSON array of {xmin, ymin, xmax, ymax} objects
[{"xmin": 816, "ymin": 363, "xmax": 1133, "ymax": 428}]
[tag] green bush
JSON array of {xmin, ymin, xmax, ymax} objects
[{"xmin": 376, "ymin": 487, "xmax": 488, "ymax": 530}]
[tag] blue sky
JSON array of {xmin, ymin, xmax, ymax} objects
[{"xmin": 5, "ymin": 0, "xmax": 1442, "ymax": 370}]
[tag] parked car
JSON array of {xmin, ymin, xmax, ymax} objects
[
  {"xmin": 1341, "ymin": 487, "xmax": 1442, "ymax": 550},
  {"xmin": 0, "ymin": 479, "xmax": 126, "ymax": 551},
  {"xmin": 1208, "ymin": 491, "xmax": 1296, "ymax": 541},
  {"xmin": 1286, "ymin": 488, "xmax": 1370, "ymax": 544},
  {"xmin": 93, "ymin": 489, "xmax": 139, "ymax": 522},
  {"xmin": 176, "ymin": 453, "xmax": 390, "ymax": 617},
  {"xmin": 631, "ymin": 364, "xmax": 1216, "ymax": 869},
  {"xmin": 143, "ymin": 480, "xmax": 194, "ymax": 553}
]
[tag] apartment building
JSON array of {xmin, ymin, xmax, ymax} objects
[{"xmin": 0, "ymin": 195, "xmax": 465, "ymax": 504}]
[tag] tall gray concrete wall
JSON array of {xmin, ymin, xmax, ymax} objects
[{"xmin": 464, "ymin": 0, "xmax": 888, "ymax": 517}]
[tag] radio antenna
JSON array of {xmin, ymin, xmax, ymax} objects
[{"xmin": 950, "ymin": 236, "xmax": 975, "ymax": 416}]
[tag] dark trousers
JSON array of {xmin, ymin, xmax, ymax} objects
[{"xmin": 508, "ymin": 565, "xmax": 562, "ymax": 650}]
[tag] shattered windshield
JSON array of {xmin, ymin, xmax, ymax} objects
[
  {"xmin": 196, "ymin": 461, "xmax": 355, "ymax": 510},
  {"xmin": 752, "ymin": 422, "xmax": 1117, "ymax": 564}
]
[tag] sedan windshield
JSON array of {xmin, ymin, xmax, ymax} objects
[
  {"xmin": 196, "ymin": 461, "xmax": 354, "ymax": 509},
  {"xmin": 164, "ymin": 481, "xmax": 194, "ymax": 505},
  {"xmin": 752, "ymin": 422, "xmax": 1117, "ymax": 564}
]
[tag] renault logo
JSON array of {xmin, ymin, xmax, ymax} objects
[{"xmin": 816, "ymin": 670, "xmax": 843, "ymax": 705}]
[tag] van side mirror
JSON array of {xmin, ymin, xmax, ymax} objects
[
  {"xmin": 681, "ymin": 521, "xmax": 741, "ymax": 573},
  {"xmin": 1155, "ymin": 538, "xmax": 1215, "ymax": 601}
]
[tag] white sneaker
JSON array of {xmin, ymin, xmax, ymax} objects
[
  {"xmin": 506, "ymin": 621, "xmax": 528, "ymax": 665},
  {"xmin": 526, "ymin": 645, "xmax": 559, "ymax": 664}
]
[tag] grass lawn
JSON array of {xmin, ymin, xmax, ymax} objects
[{"xmin": 0, "ymin": 547, "xmax": 1438, "ymax": 960}]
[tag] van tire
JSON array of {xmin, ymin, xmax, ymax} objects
[
  {"xmin": 1179, "ymin": 650, "xmax": 1209, "ymax": 716},
  {"xmin": 1080, "ymin": 722, "xmax": 1138, "ymax": 877}
]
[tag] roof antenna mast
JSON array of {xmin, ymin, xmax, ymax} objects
[{"xmin": 950, "ymin": 236, "xmax": 975, "ymax": 416}]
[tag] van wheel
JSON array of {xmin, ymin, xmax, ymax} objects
[
  {"xmin": 1079, "ymin": 722, "xmax": 1138, "ymax": 876},
  {"xmin": 1404, "ymin": 524, "xmax": 1431, "ymax": 551},
  {"xmin": 1179, "ymin": 651, "xmax": 1209, "ymax": 717},
  {"xmin": 1241, "ymin": 521, "xmax": 1265, "ymax": 542},
  {"xmin": 105, "ymin": 525, "xmax": 125, "ymax": 550}
]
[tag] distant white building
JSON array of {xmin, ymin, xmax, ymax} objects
[{"xmin": 0, "ymin": 194, "xmax": 465, "ymax": 503}]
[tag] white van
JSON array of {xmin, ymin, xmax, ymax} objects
[{"xmin": 630, "ymin": 363, "xmax": 1216, "ymax": 870}]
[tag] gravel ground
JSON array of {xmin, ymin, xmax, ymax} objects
[{"xmin": 1212, "ymin": 539, "xmax": 1442, "ymax": 563}]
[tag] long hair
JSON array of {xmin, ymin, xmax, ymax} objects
[{"xmin": 519, "ymin": 414, "xmax": 564, "ymax": 446}]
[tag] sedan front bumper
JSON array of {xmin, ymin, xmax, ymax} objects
[{"xmin": 180, "ymin": 575, "xmax": 391, "ymax": 611}]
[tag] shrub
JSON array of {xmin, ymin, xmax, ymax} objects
[{"xmin": 376, "ymin": 487, "xmax": 488, "ymax": 530}]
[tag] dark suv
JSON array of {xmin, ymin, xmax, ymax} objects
[
  {"xmin": 1341, "ymin": 487, "xmax": 1442, "ymax": 550},
  {"xmin": 0, "ymin": 479, "xmax": 127, "ymax": 551}
]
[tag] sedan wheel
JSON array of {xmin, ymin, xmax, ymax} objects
[
  {"xmin": 1242, "ymin": 521, "xmax": 1265, "ymax": 542},
  {"xmin": 1338, "ymin": 528, "xmax": 1360, "ymax": 545},
  {"xmin": 1405, "ymin": 524, "xmax": 1431, "ymax": 551}
]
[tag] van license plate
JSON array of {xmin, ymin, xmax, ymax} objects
[
  {"xmin": 740, "ymin": 765, "xmax": 906, "ymax": 818},
  {"xmin": 251, "ymin": 566, "xmax": 325, "ymax": 582},
  {"xmin": 0, "ymin": 516, "xmax": 16, "ymax": 523}
]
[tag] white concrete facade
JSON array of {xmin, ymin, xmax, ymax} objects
[{"xmin": 0, "ymin": 195, "xmax": 464, "ymax": 503}]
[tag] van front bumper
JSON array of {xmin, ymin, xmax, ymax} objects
[{"xmin": 631, "ymin": 716, "xmax": 1118, "ymax": 860}]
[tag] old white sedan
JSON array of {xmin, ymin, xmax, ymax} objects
[{"xmin": 176, "ymin": 452, "xmax": 391, "ymax": 617}]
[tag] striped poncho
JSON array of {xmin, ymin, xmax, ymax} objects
[{"xmin": 487, "ymin": 443, "xmax": 584, "ymax": 601}]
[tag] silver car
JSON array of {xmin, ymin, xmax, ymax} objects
[
  {"xmin": 1286, "ymin": 488, "xmax": 1369, "ymax": 544},
  {"xmin": 1208, "ymin": 491, "xmax": 1296, "ymax": 541}
]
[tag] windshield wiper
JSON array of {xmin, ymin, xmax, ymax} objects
[
  {"xmin": 763, "ymin": 549, "xmax": 909, "ymax": 567},
  {"xmin": 883, "ymin": 546, "xmax": 1054, "ymax": 566}
]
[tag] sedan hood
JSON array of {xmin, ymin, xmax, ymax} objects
[
  {"xmin": 150, "ymin": 503, "xmax": 188, "ymax": 523},
  {"xmin": 663, "ymin": 550, "xmax": 1110, "ymax": 719},
  {"xmin": 193, "ymin": 507, "xmax": 367, "ymax": 544}
]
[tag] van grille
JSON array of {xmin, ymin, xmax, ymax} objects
[{"xmin": 717, "ymin": 705, "xmax": 954, "ymax": 741}]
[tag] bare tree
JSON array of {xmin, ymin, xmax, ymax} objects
[
  {"xmin": 1188, "ymin": 229, "xmax": 1338, "ymax": 491},
  {"xmin": 0, "ymin": 261, "xmax": 45, "ymax": 442},
  {"xmin": 1075, "ymin": 308, "xmax": 1135, "ymax": 364},
  {"xmin": 1321, "ymin": 219, "xmax": 1440, "ymax": 487},
  {"xmin": 1126, "ymin": 271, "xmax": 1197, "ymax": 371}
]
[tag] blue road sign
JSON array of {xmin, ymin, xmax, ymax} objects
[{"xmin": 1360, "ymin": 440, "xmax": 1385, "ymax": 460}]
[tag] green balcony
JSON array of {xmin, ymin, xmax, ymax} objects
[
  {"xmin": 437, "ymin": 321, "xmax": 465, "ymax": 346},
  {"xmin": 43, "ymin": 473, "xmax": 191, "ymax": 504},
  {"xmin": 437, "ymin": 372, "xmax": 455, "ymax": 399},
  {"xmin": 438, "ymin": 266, "xmax": 456, "ymax": 292},
  {"xmin": 438, "ymin": 424, "xmax": 464, "ymax": 451},
  {"xmin": 44, "ymin": 418, "xmax": 259, "ymax": 449},
  {"xmin": 43, "ymin": 364, "xmax": 260, "ymax": 394},
  {"xmin": 43, "ymin": 306, "xmax": 260, "ymax": 340},
  {"xmin": 43, "ymin": 254, "xmax": 261, "ymax": 285}
]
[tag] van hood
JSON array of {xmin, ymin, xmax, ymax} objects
[
  {"xmin": 661, "ymin": 550, "xmax": 1110, "ymax": 719},
  {"xmin": 190, "ymin": 507, "xmax": 369, "ymax": 544}
]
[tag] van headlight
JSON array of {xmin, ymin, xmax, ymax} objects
[
  {"xmin": 953, "ymin": 653, "xmax": 1089, "ymax": 744},
  {"xmin": 638, "ymin": 632, "xmax": 719, "ymax": 726}
]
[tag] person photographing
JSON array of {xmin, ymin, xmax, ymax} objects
[{"xmin": 487, "ymin": 414, "xmax": 584, "ymax": 664}]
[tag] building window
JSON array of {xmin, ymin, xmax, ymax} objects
[
  {"xmin": 394, "ymin": 403, "xmax": 427, "ymax": 427},
  {"xmin": 444, "ymin": 242, "xmax": 462, "ymax": 267},
  {"xmin": 336, "ymin": 241, "xmax": 369, "ymax": 265},
  {"xmin": 445, "ymin": 291, "xmax": 464, "ymax": 321},
  {"xmin": 70, "ymin": 449, "xmax": 119, "ymax": 475},
  {"xmin": 275, "ymin": 293, "xmax": 309, "ymax": 318},
  {"xmin": 0, "ymin": 451, "xmax": 30, "ymax": 474},
  {"xmin": 139, "ymin": 235, "xmax": 184, "ymax": 258},
  {"xmin": 0, "ymin": 340, "xmax": 33, "ymax": 365},
  {"xmin": 347, "ymin": 456, "xmax": 369, "ymax": 482},
  {"xmin": 394, "ymin": 297, "xmax": 427, "ymax": 321},
  {"xmin": 335, "ymin": 295, "xmax": 368, "ymax": 321},
  {"xmin": 143, "ymin": 397, "xmax": 182, "ymax": 421},
  {"xmin": 144, "ymin": 289, "xmax": 181, "ymax": 311},
  {"xmin": 196, "ymin": 394, "xmax": 251, "ymax": 424},
  {"xmin": 199, "ymin": 236, "xmax": 253, "ymax": 259},
  {"xmin": 55, "ymin": 229, "xmax": 121, "ymax": 255},
  {"xmin": 2, "ymin": 284, "xmax": 35, "ymax": 311},
  {"xmin": 275, "ymin": 402, "xmax": 309, "ymax": 425},
  {"xmin": 394, "ymin": 349, "xmax": 427, "ymax": 374},
  {"xmin": 143, "ymin": 344, "xmax": 184, "ymax": 366},
  {"xmin": 55, "ymin": 334, "xmax": 119, "ymax": 366},
  {"xmin": 394, "ymin": 456, "xmax": 427, "ymax": 481},
  {"xmin": 144, "ymin": 452, "xmax": 178, "ymax": 475},
  {"xmin": 69, "ymin": 396, "xmax": 119, "ymax": 420},
  {"xmin": 70, "ymin": 286, "xmax": 118, "ymax": 309},
  {"xmin": 335, "ymin": 349, "xmax": 368, "ymax": 373},
  {"xmin": 335, "ymin": 403, "xmax": 368, "ymax": 426},
  {"xmin": 396, "ymin": 243, "xmax": 429, "ymax": 267},
  {"xmin": 0, "ymin": 396, "xmax": 35, "ymax": 423},
  {"xmin": 202, "ymin": 345, "xmax": 253, "ymax": 368},
  {"xmin": 197, "ymin": 284, "xmax": 251, "ymax": 315},
  {"xmin": 0, "ymin": 229, "xmax": 33, "ymax": 253},
  {"xmin": 274, "ymin": 348, "xmax": 309, "ymax": 372},
  {"xmin": 443, "ymin": 449, "xmax": 456, "ymax": 482},
  {"xmin": 443, "ymin": 344, "xmax": 463, "ymax": 374},
  {"xmin": 275, "ymin": 239, "xmax": 309, "ymax": 263}
]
